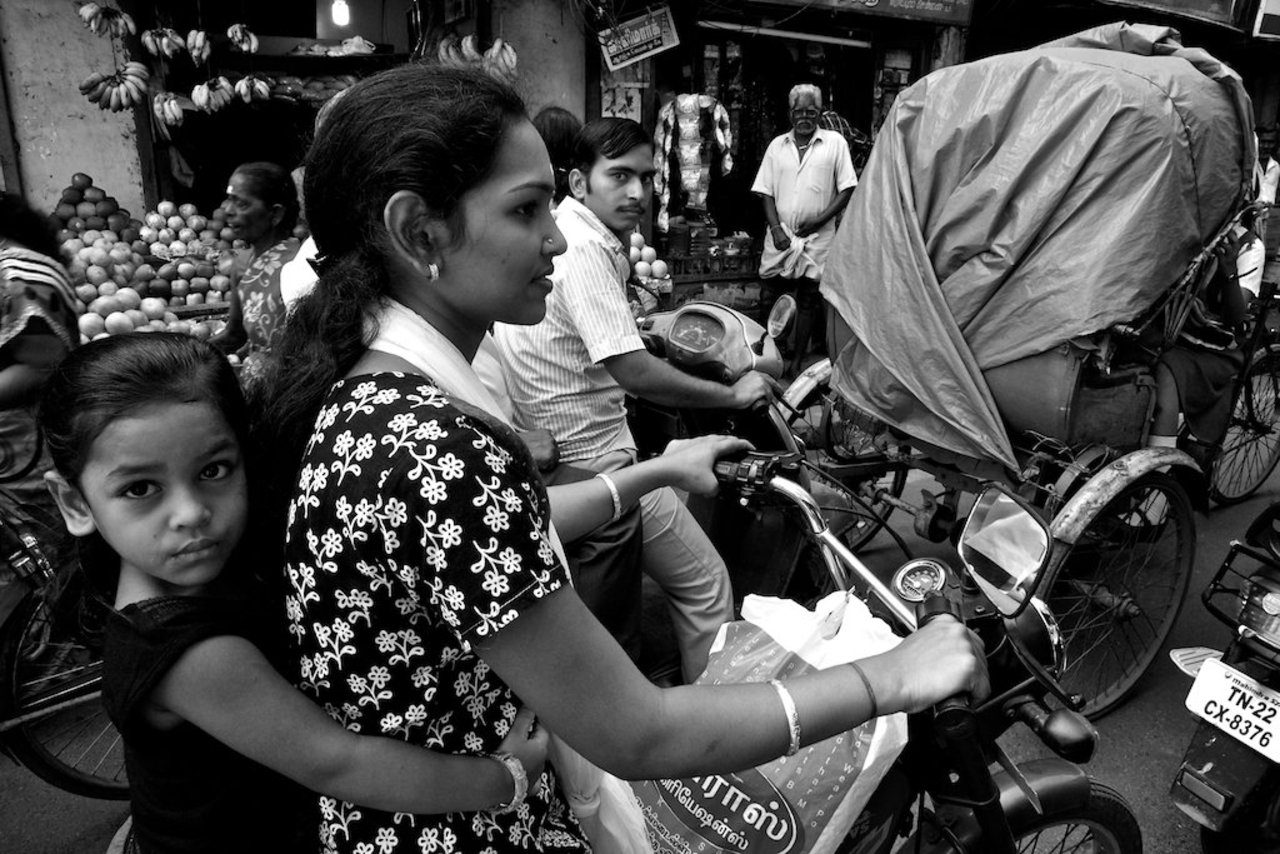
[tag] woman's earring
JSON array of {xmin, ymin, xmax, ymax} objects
[{"xmin": 427, "ymin": 262, "xmax": 439, "ymax": 281}]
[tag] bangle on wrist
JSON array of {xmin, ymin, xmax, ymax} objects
[
  {"xmin": 849, "ymin": 661, "xmax": 879, "ymax": 719},
  {"xmin": 486, "ymin": 751, "xmax": 528, "ymax": 814},
  {"xmin": 769, "ymin": 679, "xmax": 801, "ymax": 757},
  {"xmin": 595, "ymin": 471, "xmax": 622, "ymax": 523}
]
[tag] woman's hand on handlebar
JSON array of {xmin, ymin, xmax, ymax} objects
[
  {"xmin": 861, "ymin": 616, "xmax": 989, "ymax": 715},
  {"xmin": 658, "ymin": 435, "xmax": 753, "ymax": 495}
]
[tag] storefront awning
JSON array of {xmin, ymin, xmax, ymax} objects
[
  {"xmin": 1095, "ymin": 0, "xmax": 1248, "ymax": 31},
  {"xmin": 756, "ymin": 0, "xmax": 973, "ymax": 27}
]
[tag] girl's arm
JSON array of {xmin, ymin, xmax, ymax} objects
[
  {"xmin": 547, "ymin": 434, "xmax": 748, "ymax": 542},
  {"xmin": 477, "ymin": 585, "xmax": 987, "ymax": 781},
  {"xmin": 151, "ymin": 634, "xmax": 545, "ymax": 813}
]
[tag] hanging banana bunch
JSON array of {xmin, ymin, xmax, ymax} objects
[
  {"xmin": 234, "ymin": 75, "xmax": 272, "ymax": 104},
  {"xmin": 78, "ymin": 3, "xmax": 134, "ymax": 39},
  {"xmin": 79, "ymin": 61, "xmax": 149, "ymax": 112},
  {"xmin": 191, "ymin": 76, "xmax": 234, "ymax": 113},
  {"xmin": 152, "ymin": 92, "xmax": 185, "ymax": 128},
  {"xmin": 186, "ymin": 29, "xmax": 212, "ymax": 65},
  {"xmin": 481, "ymin": 37, "xmax": 519, "ymax": 84},
  {"xmin": 142, "ymin": 28, "xmax": 185, "ymax": 59},
  {"xmin": 227, "ymin": 23, "xmax": 260, "ymax": 54}
]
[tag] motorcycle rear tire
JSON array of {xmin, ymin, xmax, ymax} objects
[
  {"xmin": 1008, "ymin": 780, "xmax": 1142, "ymax": 853},
  {"xmin": 1045, "ymin": 470, "xmax": 1194, "ymax": 719},
  {"xmin": 0, "ymin": 593, "xmax": 128, "ymax": 799}
]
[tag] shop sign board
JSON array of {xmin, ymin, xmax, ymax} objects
[
  {"xmin": 761, "ymin": 0, "xmax": 973, "ymax": 26},
  {"xmin": 1257, "ymin": 0, "xmax": 1280, "ymax": 38},
  {"xmin": 598, "ymin": 6, "xmax": 680, "ymax": 72},
  {"xmin": 1095, "ymin": 0, "xmax": 1244, "ymax": 29}
]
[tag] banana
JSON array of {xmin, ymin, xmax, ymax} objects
[
  {"xmin": 187, "ymin": 30, "xmax": 210, "ymax": 64},
  {"xmin": 235, "ymin": 77, "xmax": 252, "ymax": 103},
  {"xmin": 108, "ymin": 11, "xmax": 135, "ymax": 38},
  {"xmin": 107, "ymin": 84, "xmax": 121, "ymax": 112},
  {"xmin": 191, "ymin": 82, "xmax": 210, "ymax": 111},
  {"xmin": 461, "ymin": 34, "xmax": 482, "ymax": 62},
  {"xmin": 87, "ymin": 78, "xmax": 110, "ymax": 104},
  {"xmin": 166, "ymin": 99, "xmax": 184, "ymax": 126},
  {"xmin": 78, "ymin": 3, "xmax": 104, "ymax": 35},
  {"xmin": 501, "ymin": 42, "xmax": 518, "ymax": 76},
  {"xmin": 141, "ymin": 29, "xmax": 160, "ymax": 56},
  {"xmin": 161, "ymin": 29, "xmax": 184, "ymax": 58},
  {"xmin": 79, "ymin": 70, "xmax": 107, "ymax": 95},
  {"xmin": 248, "ymin": 33, "xmax": 259, "ymax": 53}
]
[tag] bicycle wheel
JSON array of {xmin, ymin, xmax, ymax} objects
[
  {"xmin": 0, "ymin": 592, "xmax": 128, "ymax": 799},
  {"xmin": 784, "ymin": 374, "xmax": 905, "ymax": 553},
  {"xmin": 1044, "ymin": 471, "xmax": 1194, "ymax": 719},
  {"xmin": 1009, "ymin": 780, "xmax": 1142, "ymax": 853},
  {"xmin": 1210, "ymin": 346, "xmax": 1280, "ymax": 505}
]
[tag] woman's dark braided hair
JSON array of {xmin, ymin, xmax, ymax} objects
[{"xmin": 248, "ymin": 64, "xmax": 526, "ymax": 548}]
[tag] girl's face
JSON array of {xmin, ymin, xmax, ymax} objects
[
  {"xmin": 225, "ymin": 172, "xmax": 280, "ymax": 244},
  {"xmin": 435, "ymin": 119, "xmax": 568, "ymax": 328},
  {"xmin": 51, "ymin": 401, "xmax": 248, "ymax": 600}
]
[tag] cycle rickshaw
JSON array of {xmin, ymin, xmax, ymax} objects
[{"xmin": 783, "ymin": 22, "xmax": 1280, "ymax": 719}]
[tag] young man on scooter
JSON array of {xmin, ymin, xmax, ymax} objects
[{"xmin": 494, "ymin": 118, "xmax": 776, "ymax": 683}]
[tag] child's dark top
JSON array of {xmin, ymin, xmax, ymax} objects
[{"xmin": 102, "ymin": 593, "xmax": 310, "ymax": 854}]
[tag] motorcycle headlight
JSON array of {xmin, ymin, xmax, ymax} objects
[{"xmin": 1239, "ymin": 565, "xmax": 1280, "ymax": 649}]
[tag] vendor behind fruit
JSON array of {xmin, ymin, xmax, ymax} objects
[{"xmin": 210, "ymin": 162, "xmax": 301, "ymax": 385}]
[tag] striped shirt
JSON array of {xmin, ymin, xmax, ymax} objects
[
  {"xmin": 494, "ymin": 197, "xmax": 644, "ymax": 462},
  {"xmin": 0, "ymin": 244, "xmax": 79, "ymax": 350}
]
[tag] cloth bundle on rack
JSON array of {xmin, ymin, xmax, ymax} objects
[{"xmin": 653, "ymin": 93, "xmax": 734, "ymax": 232}]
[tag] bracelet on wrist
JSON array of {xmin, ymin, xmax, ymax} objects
[
  {"xmin": 595, "ymin": 471, "xmax": 623, "ymax": 523},
  {"xmin": 486, "ymin": 751, "xmax": 528, "ymax": 814}
]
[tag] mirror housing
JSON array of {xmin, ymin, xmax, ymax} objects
[
  {"xmin": 959, "ymin": 485, "xmax": 1051, "ymax": 617},
  {"xmin": 766, "ymin": 294, "xmax": 797, "ymax": 340}
]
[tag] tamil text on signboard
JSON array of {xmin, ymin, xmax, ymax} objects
[{"xmin": 599, "ymin": 6, "xmax": 681, "ymax": 72}]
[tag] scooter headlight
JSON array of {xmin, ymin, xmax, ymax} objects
[{"xmin": 1239, "ymin": 565, "xmax": 1280, "ymax": 649}]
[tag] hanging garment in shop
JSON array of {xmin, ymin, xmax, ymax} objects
[{"xmin": 653, "ymin": 93, "xmax": 734, "ymax": 232}]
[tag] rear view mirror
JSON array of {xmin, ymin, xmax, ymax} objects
[
  {"xmin": 959, "ymin": 486, "xmax": 1051, "ymax": 617},
  {"xmin": 767, "ymin": 294, "xmax": 796, "ymax": 340}
]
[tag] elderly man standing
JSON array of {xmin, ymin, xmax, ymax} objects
[{"xmin": 752, "ymin": 84, "xmax": 857, "ymax": 376}]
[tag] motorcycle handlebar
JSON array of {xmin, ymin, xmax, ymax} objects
[{"xmin": 918, "ymin": 594, "xmax": 975, "ymax": 731}]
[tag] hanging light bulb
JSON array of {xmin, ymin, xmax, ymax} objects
[{"xmin": 331, "ymin": 0, "xmax": 350, "ymax": 27}]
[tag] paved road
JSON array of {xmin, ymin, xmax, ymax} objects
[{"xmin": 2, "ymin": 470, "xmax": 1276, "ymax": 852}]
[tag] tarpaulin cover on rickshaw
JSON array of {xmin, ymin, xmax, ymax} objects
[{"xmin": 821, "ymin": 22, "xmax": 1254, "ymax": 471}]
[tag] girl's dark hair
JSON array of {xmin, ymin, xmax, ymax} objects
[
  {"xmin": 231, "ymin": 161, "xmax": 300, "ymax": 236},
  {"xmin": 533, "ymin": 105, "xmax": 583, "ymax": 203},
  {"xmin": 570, "ymin": 117, "xmax": 652, "ymax": 177},
  {"xmin": 39, "ymin": 334, "xmax": 248, "ymax": 593},
  {"xmin": 250, "ymin": 64, "xmax": 525, "ymax": 521},
  {"xmin": 0, "ymin": 191, "xmax": 62, "ymax": 260}
]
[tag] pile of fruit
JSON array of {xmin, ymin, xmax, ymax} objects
[
  {"xmin": 627, "ymin": 232, "xmax": 671, "ymax": 317},
  {"xmin": 51, "ymin": 173, "xmax": 235, "ymax": 344}
]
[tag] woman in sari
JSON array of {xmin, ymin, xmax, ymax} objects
[{"xmin": 211, "ymin": 161, "xmax": 300, "ymax": 385}]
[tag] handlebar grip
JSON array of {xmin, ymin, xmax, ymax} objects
[
  {"xmin": 916, "ymin": 592, "xmax": 958, "ymax": 627},
  {"xmin": 916, "ymin": 593, "xmax": 975, "ymax": 735},
  {"xmin": 713, "ymin": 460, "xmax": 738, "ymax": 484}
]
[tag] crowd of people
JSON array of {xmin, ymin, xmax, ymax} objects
[{"xmin": 0, "ymin": 63, "xmax": 990, "ymax": 853}]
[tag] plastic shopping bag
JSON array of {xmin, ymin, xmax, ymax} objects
[
  {"xmin": 549, "ymin": 735, "xmax": 653, "ymax": 854},
  {"xmin": 629, "ymin": 591, "xmax": 908, "ymax": 854}
]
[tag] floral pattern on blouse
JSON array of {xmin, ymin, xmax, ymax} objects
[
  {"xmin": 237, "ymin": 237, "xmax": 299, "ymax": 385},
  {"xmin": 282, "ymin": 372, "xmax": 587, "ymax": 854}
]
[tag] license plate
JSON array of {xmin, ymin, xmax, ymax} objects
[{"xmin": 1185, "ymin": 657, "xmax": 1280, "ymax": 763}]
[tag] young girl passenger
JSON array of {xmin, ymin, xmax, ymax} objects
[{"xmin": 39, "ymin": 333, "xmax": 546, "ymax": 854}]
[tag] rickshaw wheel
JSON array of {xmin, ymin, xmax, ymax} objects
[
  {"xmin": 1209, "ymin": 345, "xmax": 1280, "ymax": 505},
  {"xmin": 784, "ymin": 379, "xmax": 906, "ymax": 553},
  {"xmin": 1044, "ymin": 471, "xmax": 1194, "ymax": 719}
]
